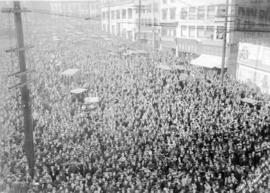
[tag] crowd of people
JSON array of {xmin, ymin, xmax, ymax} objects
[{"xmin": 1, "ymin": 15, "xmax": 270, "ymax": 193}]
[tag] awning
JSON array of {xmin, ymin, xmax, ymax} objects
[{"xmin": 191, "ymin": 54, "xmax": 224, "ymax": 69}]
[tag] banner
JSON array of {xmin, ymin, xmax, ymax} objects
[{"xmin": 235, "ymin": 0, "xmax": 270, "ymax": 32}]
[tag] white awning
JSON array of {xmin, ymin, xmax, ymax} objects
[
  {"xmin": 70, "ymin": 88, "xmax": 87, "ymax": 94},
  {"xmin": 61, "ymin": 68, "xmax": 79, "ymax": 77},
  {"xmin": 191, "ymin": 54, "xmax": 224, "ymax": 69}
]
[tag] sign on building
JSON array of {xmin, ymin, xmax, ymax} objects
[
  {"xmin": 237, "ymin": 42, "xmax": 270, "ymax": 94},
  {"xmin": 235, "ymin": 0, "xmax": 270, "ymax": 31}
]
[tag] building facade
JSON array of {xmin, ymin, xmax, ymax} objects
[
  {"xmin": 160, "ymin": 0, "xmax": 184, "ymax": 53},
  {"xmin": 175, "ymin": 0, "xmax": 229, "ymax": 57},
  {"xmin": 101, "ymin": 0, "xmax": 136, "ymax": 40},
  {"xmin": 229, "ymin": 0, "xmax": 270, "ymax": 94},
  {"xmin": 50, "ymin": 1, "xmax": 101, "ymax": 19},
  {"xmin": 101, "ymin": 0, "xmax": 160, "ymax": 46}
]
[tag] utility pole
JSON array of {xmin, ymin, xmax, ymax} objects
[
  {"xmin": 107, "ymin": 0, "xmax": 111, "ymax": 34},
  {"xmin": 217, "ymin": 0, "xmax": 229, "ymax": 114},
  {"xmin": 221, "ymin": 0, "xmax": 229, "ymax": 86},
  {"xmin": 88, "ymin": 1, "xmax": 91, "ymax": 32},
  {"xmin": 152, "ymin": 0, "xmax": 155, "ymax": 50},
  {"xmin": 2, "ymin": 1, "xmax": 35, "ymax": 178},
  {"xmin": 138, "ymin": 0, "xmax": 141, "ymax": 42}
]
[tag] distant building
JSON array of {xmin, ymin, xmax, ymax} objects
[
  {"xmin": 159, "ymin": 0, "xmax": 185, "ymax": 53},
  {"xmin": 49, "ymin": 1, "xmax": 101, "ymax": 31},
  {"xmin": 175, "ymin": 0, "xmax": 229, "ymax": 58},
  {"xmin": 101, "ymin": 0, "xmax": 160, "ymax": 46},
  {"xmin": 50, "ymin": 1, "xmax": 101, "ymax": 19},
  {"xmin": 101, "ymin": 0, "xmax": 136, "ymax": 40}
]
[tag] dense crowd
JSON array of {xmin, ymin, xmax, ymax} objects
[{"xmin": 1, "ymin": 16, "xmax": 270, "ymax": 193}]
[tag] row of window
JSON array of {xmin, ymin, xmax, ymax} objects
[
  {"xmin": 162, "ymin": 4, "xmax": 226, "ymax": 21},
  {"xmin": 102, "ymin": 8, "xmax": 133, "ymax": 20},
  {"xmin": 161, "ymin": 25, "xmax": 225, "ymax": 40},
  {"xmin": 179, "ymin": 25, "xmax": 225, "ymax": 40},
  {"xmin": 162, "ymin": 0, "xmax": 176, "ymax": 4},
  {"xmin": 102, "ymin": 24, "xmax": 133, "ymax": 39}
]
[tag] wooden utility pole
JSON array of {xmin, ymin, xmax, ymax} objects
[
  {"xmin": 13, "ymin": 1, "xmax": 35, "ymax": 178},
  {"xmin": 107, "ymin": 0, "xmax": 111, "ymax": 33},
  {"xmin": 217, "ymin": 0, "xmax": 229, "ymax": 114},
  {"xmin": 138, "ymin": 0, "xmax": 141, "ymax": 41},
  {"xmin": 221, "ymin": 0, "xmax": 229, "ymax": 86},
  {"xmin": 152, "ymin": 0, "xmax": 155, "ymax": 50}
]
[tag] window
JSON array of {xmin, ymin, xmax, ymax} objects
[
  {"xmin": 189, "ymin": 26, "xmax": 196, "ymax": 38},
  {"xmin": 197, "ymin": 6, "xmax": 205, "ymax": 20},
  {"xmin": 117, "ymin": 10, "xmax": 120, "ymax": 19},
  {"xmin": 112, "ymin": 25, "xmax": 115, "ymax": 34},
  {"xmin": 162, "ymin": 9, "xmax": 168, "ymax": 20},
  {"xmin": 170, "ymin": 8, "xmax": 176, "ymax": 20},
  {"xmin": 180, "ymin": 8, "xmax": 187, "ymax": 19},
  {"xmin": 189, "ymin": 7, "xmax": 196, "ymax": 20},
  {"xmin": 111, "ymin": 10, "xmax": 115, "ymax": 20},
  {"xmin": 102, "ymin": 11, "xmax": 106, "ymax": 19},
  {"xmin": 172, "ymin": 29, "xmax": 176, "ymax": 37},
  {"xmin": 216, "ymin": 26, "xmax": 224, "ymax": 40},
  {"xmin": 127, "ymin": 31, "xmax": 132, "ymax": 40},
  {"xmin": 181, "ymin": 26, "xmax": 188, "ymax": 37},
  {"xmin": 162, "ymin": 28, "xmax": 167, "ymax": 36},
  {"xmin": 197, "ymin": 26, "xmax": 205, "ymax": 38},
  {"xmin": 205, "ymin": 26, "xmax": 214, "ymax": 39},
  {"xmin": 153, "ymin": 3, "xmax": 159, "ymax": 12},
  {"xmin": 207, "ymin": 5, "xmax": 215, "ymax": 19},
  {"xmin": 122, "ymin": 9, "xmax": 126, "ymax": 19},
  {"xmin": 128, "ymin": 8, "xmax": 132, "ymax": 19},
  {"xmin": 148, "ymin": 5, "xmax": 152, "ymax": 13},
  {"xmin": 217, "ymin": 5, "xmax": 226, "ymax": 17}
]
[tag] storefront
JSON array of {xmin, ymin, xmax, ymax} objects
[{"xmin": 237, "ymin": 42, "xmax": 270, "ymax": 94}]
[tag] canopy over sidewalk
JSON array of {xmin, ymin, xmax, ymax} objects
[{"xmin": 191, "ymin": 54, "xmax": 224, "ymax": 69}]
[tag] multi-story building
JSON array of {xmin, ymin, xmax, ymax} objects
[
  {"xmin": 49, "ymin": 1, "xmax": 101, "ymax": 31},
  {"xmin": 175, "ymin": 0, "xmax": 229, "ymax": 59},
  {"xmin": 160, "ymin": 0, "xmax": 184, "ymax": 53},
  {"xmin": 101, "ymin": 0, "xmax": 160, "ymax": 46},
  {"xmin": 101, "ymin": 0, "xmax": 136, "ymax": 40},
  {"xmin": 137, "ymin": 0, "xmax": 161, "ymax": 48},
  {"xmin": 50, "ymin": 1, "xmax": 101, "ymax": 19}
]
